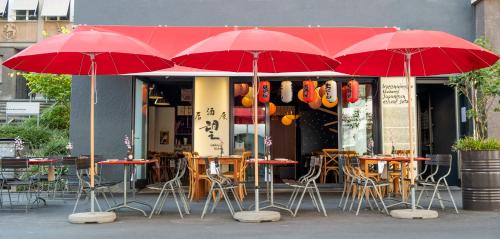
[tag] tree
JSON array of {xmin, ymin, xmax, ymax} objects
[
  {"xmin": 448, "ymin": 37, "xmax": 500, "ymax": 139},
  {"xmin": 22, "ymin": 73, "xmax": 71, "ymax": 105}
]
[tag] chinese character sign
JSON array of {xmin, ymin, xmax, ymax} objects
[{"xmin": 194, "ymin": 77, "xmax": 230, "ymax": 156}]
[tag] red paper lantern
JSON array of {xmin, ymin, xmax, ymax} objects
[
  {"xmin": 258, "ymin": 81, "xmax": 271, "ymax": 103},
  {"xmin": 342, "ymin": 85, "xmax": 348, "ymax": 104},
  {"xmin": 302, "ymin": 80, "xmax": 315, "ymax": 103},
  {"xmin": 347, "ymin": 79, "xmax": 359, "ymax": 103}
]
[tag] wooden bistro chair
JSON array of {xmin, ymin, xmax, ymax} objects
[
  {"xmin": 320, "ymin": 149, "xmax": 339, "ymax": 183},
  {"xmin": 184, "ymin": 151, "xmax": 209, "ymax": 201},
  {"xmin": 389, "ymin": 149, "xmax": 411, "ymax": 198}
]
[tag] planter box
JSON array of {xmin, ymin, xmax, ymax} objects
[{"xmin": 461, "ymin": 150, "xmax": 500, "ymax": 211}]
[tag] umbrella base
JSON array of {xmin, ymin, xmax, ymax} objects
[
  {"xmin": 233, "ymin": 210, "xmax": 281, "ymax": 223},
  {"xmin": 390, "ymin": 209, "xmax": 438, "ymax": 219},
  {"xmin": 68, "ymin": 212, "xmax": 117, "ymax": 224}
]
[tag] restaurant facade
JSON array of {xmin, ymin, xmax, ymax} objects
[{"xmin": 69, "ymin": 0, "xmax": 498, "ymax": 185}]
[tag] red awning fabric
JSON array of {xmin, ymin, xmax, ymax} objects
[{"xmin": 75, "ymin": 25, "xmax": 397, "ymax": 74}]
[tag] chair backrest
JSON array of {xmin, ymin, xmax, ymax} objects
[
  {"xmin": 395, "ymin": 149, "xmax": 411, "ymax": 156},
  {"xmin": 425, "ymin": 154, "xmax": 452, "ymax": 166},
  {"xmin": 61, "ymin": 156, "xmax": 78, "ymax": 166},
  {"xmin": 75, "ymin": 156, "xmax": 91, "ymax": 171}
]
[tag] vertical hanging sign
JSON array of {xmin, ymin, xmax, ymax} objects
[{"xmin": 193, "ymin": 77, "xmax": 230, "ymax": 156}]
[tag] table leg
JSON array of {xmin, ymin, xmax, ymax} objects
[{"xmin": 106, "ymin": 164, "xmax": 151, "ymax": 216}]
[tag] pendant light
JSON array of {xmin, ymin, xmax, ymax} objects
[
  {"xmin": 149, "ymin": 84, "xmax": 163, "ymax": 99},
  {"xmin": 154, "ymin": 91, "xmax": 170, "ymax": 105}
]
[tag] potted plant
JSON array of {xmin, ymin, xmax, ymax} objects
[
  {"xmin": 453, "ymin": 137, "xmax": 500, "ymax": 210},
  {"xmin": 449, "ymin": 37, "xmax": 500, "ymax": 211}
]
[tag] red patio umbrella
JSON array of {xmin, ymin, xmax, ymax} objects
[
  {"xmin": 173, "ymin": 28, "xmax": 338, "ymax": 222},
  {"xmin": 3, "ymin": 29, "xmax": 173, "ymax": 222},
  {"xmin": 334, "ymin": 30, "xmax": 499, "ymax": 218}
]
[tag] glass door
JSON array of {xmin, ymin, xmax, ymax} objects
[{"xmin": 133, "ymin": 79, "xmax": 148, "ymax": 178}]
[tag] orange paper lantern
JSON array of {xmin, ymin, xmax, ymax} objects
[
  {"xmin": 269, "ymin": 102, "xmax": 276, "ymax": 116},
  {"xmin": 281, "ymin": 115, "xmax": 293, "ymax": 126},
  {"xmin": 241, "ymin": 96, "xmax": 253, "ymax": 108},
  {"xmin": 318, "ymin": 85, "xmax": 326, "ymax": 97},
  {"xmin": 297, "ymin": 89, "xmax": 305, "ymax": 102}
]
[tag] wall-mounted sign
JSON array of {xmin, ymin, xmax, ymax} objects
[
  {"xmin": 6, "ymin": 102, "xmax": 40, "ymax": 115},
  {"xmin": 380, "ymin": 77, "xmax": 417, "ymax": 154}
]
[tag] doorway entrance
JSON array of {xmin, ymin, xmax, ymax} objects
[{"xmin": 417, "ymin": 81, "xmax": 459, "ymax": 186}]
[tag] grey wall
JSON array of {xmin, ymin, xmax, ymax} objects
[
  {"xmin": 70, "ymin": 75, "xmax": 133, "ymax": 179},
  {"xmin": 75, "ymin": 0, "xmax": 475, "ymax": 40}
]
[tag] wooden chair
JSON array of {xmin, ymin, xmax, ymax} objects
[
  {"xmin": 389, "ymin": 149, "xmax": 411, "ymax": 199},
  {"xmin": 320, "ymin": 149, "xmax": 339, "ymax": 183},
  {"xmin": 237, "ymin": 151, "xmax": 251, "ymax": 200},
  {"xmin": 183, "ymin": 151, "xmax": 208, "ymax": 201}
]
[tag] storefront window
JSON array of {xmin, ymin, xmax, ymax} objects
[
  {"xmin": 341, "ymin": 82, "xmax": 374, "ymax": 155},
  {"xmin": 232, "ymin": 81, "xmax": 267, "ymax": 158}
]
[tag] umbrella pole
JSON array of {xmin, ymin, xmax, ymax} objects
[
  {"xmin": 390, "ymin": 53, "xmax": 437, "ymax": 219},
  {"xmin": 404, "ymin": 53, "xmax": 417, "ymax": 211},
  {"xmin": 252, "ymin": 52, "xmax": 260, "ymax": 212},
  {"xmin": 90, "ymin": 54, "xmax": 96, "ymax": 213},
  {"xmin": 233, "ymin": 52, "xmax": 280, "ymax": 222}
]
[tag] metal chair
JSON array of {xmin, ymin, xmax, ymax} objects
[
  {"xmin": 0, "ymin": 157, "xmax": 36, "ymax": 212},
  {"xmin": 72, "ymin": 156, "xmax": 115, "ymax": 213},
  {"xmin": 148, "ymin": 157, "xmax": 190, "ymax": 218},
  {"xmin": 416, "ymin": 154, "xmax": 459, "ymax": 213},
  {"xmin": 287, "ymin": 156, "xmax": 327, "ymax": 217},
  {"xmin": 338, "ymin": 154, "xmax": 355, "ymax": 210},
  {"xmin": 346, "ymin": 157, "xmax": 389, "ymax": 216},
  {"xmin": 201, "ymin": 157, "xmax": 242, "ymax": 219}
]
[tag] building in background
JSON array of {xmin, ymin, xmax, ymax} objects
[
  {"xmin": 0, "ymin": 0, "xmax": 74, "ymax": 100},
  {"xmin": 472, "ymin": 0, "xmax": 500, "ymax": 139}
]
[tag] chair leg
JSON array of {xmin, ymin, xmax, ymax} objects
[
  {"xmin": 72, "ymin": 187, "xmax": 83, "ymax": 213},
  {"xmin": 170, "ymin": 184, "xmax": 183, "ymax": 219},
  {"xmin": 293, "ymin": 184, "xmax": 309, "ymax": 217},
  {"xmin": 230, "ymin": 187, "xmax": 243, "ymax": 211},
  {"xmin": 176, "ymin": 180, "xmax": 190, "ymax": 214},
  {"xmin": 428, "ymin": 184, "xmax": 440, "ymax": 210},
  {"xmin": 210, "ymin": 190, "xmax": 221, "ymax": 213},
  {"xmin": 444, "ymin": 180, "xmax": 459, "ymax": 214},
  {"xmin": 374, "ymin": 186, "xmax": 389, "ymax": 214},
  {"xmin": 201, "ymin": 184, "xmax": 215, "ymax": 219},
  {"xmin": 356, "ymin": 184, "xmax": 367, "ymax": 216},
  {"xmin": 221, "ymin": 189, "xmax": 235, "ymax": 216},
  {"xmin": 158, "ymin": 190, "xmax": 170, "ymax": 215},
  {"xmin": 308, "ymin": 188, "xmax": 320, "ymax": 212},
  {"xmin": 417, "ymin": 184, "xmax": 426, "ymax": 206},
  {"xmin": 149, "ymin": 188, "xmax": 165, "ymax": 219},
  {"xmin": 435, "ymin": 186, "xmax": 445, "ymax": 209},
  {"xmin": 313, "ymin": 182, "xmax": 327, "ymax": 216}
]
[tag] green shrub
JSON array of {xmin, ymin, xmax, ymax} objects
[
  {"xmin": 39, "ymin": 130, "xmax": 69, "ymax": 156},
  {"xmin": 453, "ymin": 137, "xmax": 500, "ymax": 151},
  {"xmin": 0, "ymin": 125, "xmax": 52, "ymax": 149},
  {"xmin": 39, "ymin": 104, "xmax": 70, "ymax": 130}
]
